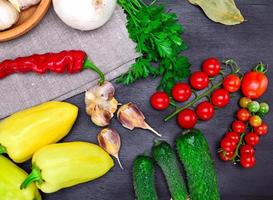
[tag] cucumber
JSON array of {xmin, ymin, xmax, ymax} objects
[
  {"xmin": 152, "ymin": 141, "xmax": 188, "ymax": 200},
  {"xmin": 133, "ymin": 155, "xmax": 158, "ymax": 200},
  {"xmin": 176, "ymin": 129, "xmax": 220, "ymax": 200}
]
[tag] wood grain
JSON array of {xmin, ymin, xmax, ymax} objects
[{"xmin": 0, "ymin": 0, "xmax": 51, "ymax": 42}]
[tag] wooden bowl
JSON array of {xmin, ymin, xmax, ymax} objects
[{"xmin": 0, "ymin": 0, "xmax": 51, "ymax": 42}]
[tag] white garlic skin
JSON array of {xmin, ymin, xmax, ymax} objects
[
  {"xmin": 0, "ymin": 0, "xmax": 19, "ymax": 31},
  {"xmin": 9, "ymin": 0, "xmax": 41, "ymax": 11}
]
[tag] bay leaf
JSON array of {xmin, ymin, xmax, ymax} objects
[{"xmin": 188, "ymin": 0, "xmax": 244, "ymax": 25}]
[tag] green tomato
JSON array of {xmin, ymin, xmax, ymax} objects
[
  {"xmin": 248, "ymin": 101, "xmax": 260, "ymax": 113},
  {"xmin": 259, "ymin": 102, "xmax": 269, "ymax": 114}
]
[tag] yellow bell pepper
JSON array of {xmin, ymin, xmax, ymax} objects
[
  {"xmin": 0, "ymin": 155, "xmax": 41, "ymax": 200},
  {"xmin": 0, "ymin": 101, "xmax": 78, "ymax": 163},
  {"xmin": 21, "ymin": 142, "xmax": 114, "ymax": 193}
]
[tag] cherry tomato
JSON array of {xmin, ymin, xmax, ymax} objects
[
  {"xmin": 232, "ymin": 121, "xmax": 246, "ymax": 134},
  {"xmin": 211, "ymin": 89, "xmax": 230, "ymax": 108},
  {"xmin": 171, "ymin": 83, "xmax": 192, "ymax": 102},
  {"xmin": 239, "ymin": 97, "xmax": 252, "ymax": 108},
  {"xmin": 237, "ymin": 109, "xmax": 250, "ymax": 122},
  {"xmin": 218, "ymin": 151, "xmax": 234, "ymax": 161},
  {"xmin": 254, "ymin": 123, "xmax": 268, "ymax": 136},
  {"xmin": 249, "ymin": 115, "xmax": 262, "ymax": 127},
  {"xmin": 241, "ymin": 70, "xmax": 268, "ymax": 99},
  {"xmin": 150, "ymin": 91, "xmax": 170, "ymax": 110},
  {"xmin": 225, "ymin": 132, "xmax": 240, "ymax": 143},
  {"xmin": 240, "ymin": 154, "xmax": 256, "ymax": 168},
  {"xmin": 190, "ymin": 71, "xmax": 209, "ymax": 90},
  {"xmin": 247, "ymin": 101, "xmax": 260, "ymax": 113},
  {"xmin": 220, "ymin": 138, "xmax": 237, "ymax": 152},
  {"xmin": 259, "ymin": 102, "xmax": 269, "ymax": 115},
  {"xmin": 245, "ymin": 132, "xmax": 260, "ymax": 146},
  {"xmin": 223, "ymin": 74, "xmax": 241, "ymax": 93},
  {"xmin": 195, "ymin": 101, "xmax": 215, "ymax": 121},
  {"xmin": 177, "ymin": 109, "xmax": 197, "ymax": 129},
  {"xmin": 240, "ymin": 145, "xmax": 255, "ymax": 156},
  {"xmin": 202, "ymin": 58, "xmax": 221, "ymax": 77}
]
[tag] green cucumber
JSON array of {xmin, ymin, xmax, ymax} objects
[
  {"xmin": 152, "ymin": 141, "xmax": 188, "ymax": 200},
  {"xmin": 176, "ymin": 129, "xmax": 220, "ymax": 200},
  {"xmin": 133, "ymin": 155, "xmax": 158, "ymax": 200}
]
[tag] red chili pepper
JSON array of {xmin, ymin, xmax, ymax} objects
[{"xmin": 0, "ymin": 50, "xmax": 105, "ymax": 84}]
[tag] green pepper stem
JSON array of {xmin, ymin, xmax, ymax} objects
[
  {"xmin": 0, "ymin": 145, "xmax": 7, "ymax": 154},
  {"xmin": 83, "ymin": 59, "xmax": 105, "ymax": 85},
  {"xmin": 21, "ymin": 166, "xmax": 43, "ymax": 190}
]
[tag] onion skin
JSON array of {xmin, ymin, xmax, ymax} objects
[{"xmin": 53, "ymin": 0, "xmax": 117, "ymax": 31}]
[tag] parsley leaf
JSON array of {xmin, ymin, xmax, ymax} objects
[{"xmin": 117, "ymin": 0, "xmax": 191, "ymax": 93}]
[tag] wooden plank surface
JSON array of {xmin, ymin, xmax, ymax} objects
[{"xmin": 20, "ymin": 0, "xmax": 273, "ymax": 199}]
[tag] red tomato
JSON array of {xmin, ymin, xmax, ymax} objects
[
  {"xmin": 225, "ymin": 132, "xmax": 240, "ymax": 143},
  {"xmin": 232, "ymin": 121, "xmax": 246, "ymax": 134},
  {"xmin": 171, "ymin": 83, "xmax": 192, "ymax": 102},
  {"xmin": 190, "ymin": 71, "xmax": 209, "ymax": 90},
  {"xmin": 177, "ymin": 109, "xmax": 197, "ymax": 129},
  {"xmin": 254, "ymin": 123, "xmax": 268, "ymax": 136},
  {"xmin": 220, "ymin": 137, "xmax": 237, "ymax": 152},
  {"xmin": 195, "ymin": 101, "xmax": 215, "ymax": 121},
  {"xmin": 219, "ymin": 151, "xmax": 234, "ymax": 161},
  {"xmin": 241, "ymin": 70, "xmax": 268, "ymax": 99},
  {"xmin": 223, "ymin": 74, "xmax": 241, "ymax": 93},
  {"xmin": 240, "ymin": 154, "xmax": 256, "ymax": 168},
  {"xmin": 244, "ymin": 132, "xmax": 260, "ymax": 146},
  {"xmin": 211, "ymin": 89, "xmax": 230, "ymax": 108},
  {"xmin": 150, "ymin": 91, "xmax": 170, "ymax": 110},
  {"xmin": 202, "ymin": 58, "xmax": 221, "ymax": 77},
  {"xmin": 240, "ymin": 145, "xmax": 255, "ymax": 156},
  {"xmin": 237, "ymin": 109, "xmax": 250, "ymax": 122}
]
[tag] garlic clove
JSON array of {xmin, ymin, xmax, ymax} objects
[
  {"xmin": 96, "ymin": 81, "xmax": 115, "ymax": 101},
  {"xmin": 97, "ymin": 128, "xmax": 123, "ymax": 169},
  {"xmin": 91, "ymin": 106, "xmax": 112, "ymax": 127},
  {"xmin": 9, "ymin": 0, "xmax": 41, "ymax": 12},
  {"xmin": 85, "ymin": 81, "xmax": 119, "ymax": 127},
  {"xmin": 0, "ymin": 0, "xmax": 19, "ymax": 31},
  {"xmin": 117, "ymin": 103, "xmax": 161, "ymax": 137}
]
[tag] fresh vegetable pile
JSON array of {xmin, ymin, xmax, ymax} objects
[
  {"xmin": 117, "ymin": 0, "xmax": 191, "ymax": 93},
  {"xmin": 133, "ymin": 129, "xmax": 220, "ymax": 200},
  {"xmin": 150, "ymin": 58, "xmax": 241, "ymax": 129},
  {"xmin": 219, "ymin": 64, "xmax": 269, "ymax": 168}
]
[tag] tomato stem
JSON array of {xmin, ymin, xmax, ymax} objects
[
  {"xmin": 231, "ymin": 133, "xmax": 245, "ymax": 163},
  {"xmin": 254, "ymin": 62, "xmax": 267, "ymax": 73},
  {"xmin": 164, "ymin": 80, "xmax": 223, "ymax": 121}
]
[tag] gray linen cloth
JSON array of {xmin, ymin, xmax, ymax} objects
[{"xmin": 0, "ymin": 6, "xmax": 138, "ymax": 118}]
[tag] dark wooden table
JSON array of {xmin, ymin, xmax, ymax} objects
[{"xmin": 27, "ymin": 0, "xmax": 273, "ymax": 199}]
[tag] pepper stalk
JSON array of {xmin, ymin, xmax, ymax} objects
[{"xmin": 83, "ymin": 59, "xmax": 105, "ymax": 85}]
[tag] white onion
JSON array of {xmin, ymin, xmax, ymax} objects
[
  {"xmin": 53, "ymin": 0, "xmax": 117, "ymax": 31},
  {"xmin": 0, "ymin": 0, "xmax": 19, "ymax": 31}
]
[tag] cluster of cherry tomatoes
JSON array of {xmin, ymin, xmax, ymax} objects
[
  {"xmin": 150, "ymin": 58, "xmax": 241, "ymax": 129},
  {"xmin": 219, "ymin": 97, "xmax": 269, "ymax": 168}
]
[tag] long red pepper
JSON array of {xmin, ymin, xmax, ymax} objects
[{"xmin": 0, "ymin": 50, "xmax": 105, "ymax": 84}]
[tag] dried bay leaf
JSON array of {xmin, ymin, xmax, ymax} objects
[{"xmin": 188, "ymin": 0, "xmax": 244, "ymax": 25}]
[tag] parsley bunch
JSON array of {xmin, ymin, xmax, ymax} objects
[{"xmin": 117, "ymin": 0, "xmax": 191, "ymax": 93}]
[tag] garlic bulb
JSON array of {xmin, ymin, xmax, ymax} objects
[
  {"xmin": 53, "ymin": 0, "xmax": 117, "ymax": 31},
  {"xmin": 117, "ymin": 103, "xmax": 161, "ymax": 137},
  {"xmin": 8, "ymin": 0, "xmax": 41, "ymax": 11},
  {"xmin": 85, "ymin": 81, "xmax": 119, "ymax": 127},
  {"xmin": 0, "ymin": 0, "xmax": 19, "ymax": 31},
  {"xmin": 97, "ymin": 128, "xmax": 123, "ymax": 169}
]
